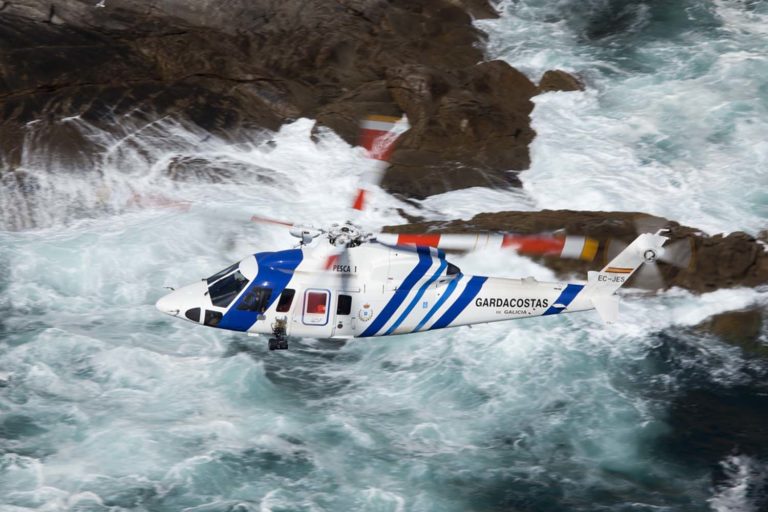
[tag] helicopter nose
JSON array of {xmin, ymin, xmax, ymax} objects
[
  {"xmin": 155, "ymin": 291, "xmax": 181, "ymax": 316},
  {"xmin": 155, "ymin": 281, "xmax": 207, "ymax": 318}
]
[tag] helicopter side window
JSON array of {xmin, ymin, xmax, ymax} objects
[
  {"xmin": 306, "ymin": 292, "xmax": 327, "ymax": 314},
  {"xmin": 336, "ymin": 294, "xmax": 352, "ymax": 315},
  {"xmin": 208, "ymin": 270, "xmax": 249, "ymax": 308},
  {"xmin": 447, "ymin": 263, "xmax": 461, "ymax": 276},
  {"xmin": 185, "ymin": 308, "xmax": 201, "ymax": 322},
  {"xmin": 276, "ymin": 289, "xmax": 295, "ymax": 312},
  {"xmin": 237, "ymin": 287, "xmax": 272, "ymax": 313}
]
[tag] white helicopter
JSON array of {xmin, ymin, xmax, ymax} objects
[{"xmin": 156, "ymin": 116, "xmax": 685, "ymax": 350}]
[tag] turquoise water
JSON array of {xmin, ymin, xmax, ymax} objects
[{"xmin": 2, "ymin": 1, "xmax": 768, "ymax": 510}]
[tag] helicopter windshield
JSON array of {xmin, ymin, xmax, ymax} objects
[
  {"xmin": 208, "ymin": 270, "xmax": 250, "ymax": 307},
  {"xmin": 206, "ymin": 262, "xmax": 239, "ymax": 284}
]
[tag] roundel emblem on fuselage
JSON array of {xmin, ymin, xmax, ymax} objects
[{"xmin": 359, "ymin": 303, "xmax": 373, "ymax": 322}]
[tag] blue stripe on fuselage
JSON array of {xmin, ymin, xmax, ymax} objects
[
  {"xmin": 360, "ymin": 246, "xmax": 433, "ymax": 337},
  {"xmin": 541, "ymin": 284, "xmax": 584, "ymax": 316},
  {"xmin": 414, "ymin": 273, "xmax": 462, "ymax": 332},
  {"xmin": 430, "ymin": 275, "xmax": 487, "ymax": 330},
  {"xmin": 217, "ymin": 249, "xmax": 303, "ymax": 331},
  {"xmin": 384, "ymin": 258, "xmax": 447, "ymax": 335}
]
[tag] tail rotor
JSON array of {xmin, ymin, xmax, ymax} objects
[{"xmin": 605, "ymin": 216, "xmax": 695, "ymax": 290}]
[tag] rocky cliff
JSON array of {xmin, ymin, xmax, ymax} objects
[{"xmin": 0, "ymin": 0, "xmax": 581, "ymax": 198}]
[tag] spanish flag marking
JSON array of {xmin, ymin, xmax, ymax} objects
[{"xmin": 605, "ymin": 267, "xmax": 634, "ymax": 274}]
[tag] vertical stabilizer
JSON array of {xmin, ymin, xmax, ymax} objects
[{"xmin": 585, "ymin": 232, "xmax": 669, "ymax": 323}]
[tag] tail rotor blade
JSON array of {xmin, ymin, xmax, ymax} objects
[
  {"xmin": 632, "ymin": 261, "xmax": 666, "ymax": 290},
  {"xmin": 659, "ymin": 238, "xmax": 694, "ymax": 269}
]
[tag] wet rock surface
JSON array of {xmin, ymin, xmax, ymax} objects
[
  {"xmin": 0, "ymin": 1, "xmax": 491, "ymax": 161},
  {"xmin": 384, "ymin": 210, "xmax": 768, "ymax": 293},
  {"xmin": 695, "ymin": 305, "xmax": 768, "ymax": 357},
  {"xmin": 538, "ymin": 69, "xmax": 585, "ymax": 93},
  {"xmin": 0, "ymin": 0, "xmax": 585, "ymax": 200},
  {"xmin": 381, "ymin": 60, "xmax": 536, "ymax": 198}
]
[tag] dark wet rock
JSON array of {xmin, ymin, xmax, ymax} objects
[
  {"xmin": 314, "ymin": 80, "xmax": 404, "ymax": 145},
  {"xmin": 0, "ymin": 0, "xmax": 493, "ymax": 156},
  {"xmin": 165, "ymin": 156, "xmax": 275, "ymax": 184},
  {"xmin": 695, "ymin": 306, "xmax": 767, "ymax": 357},
  {"xmin": 384, "ymin": 210, "xmax": 768, "ymax": 293},
  {"xmin": 1, "ymin": 0, "xmax": 577, "ymax": 225},
  {"xmin": 381, "ymin": 60, "xmax": 536, "ymax": 198},
  {"xmin": 538, "ymin": 69, "xmax": 585, "ymax": 93}
]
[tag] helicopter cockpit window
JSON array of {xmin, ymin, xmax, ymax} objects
[
  {"xmin": 447, "ymin": 263, "xmax": 461, "ymax": 276},
  {"xmin": 206, "ymin": 262, "xmax": 239, "ymax": 284},
  {"xmin": 208, "ymin": 270, "xmax": 249, "ymax": 307},
  {"xmin": 204, "ymin": 310, "xmax": 222, "ymax": 326},
  {"xmin": 237, "ymin": 287, "xmax": 272, "ymax": 312}
]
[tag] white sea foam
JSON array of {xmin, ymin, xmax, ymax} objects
[{"xmin": 709, "ymin": 454, "xmax": 766, "ymax": 512}]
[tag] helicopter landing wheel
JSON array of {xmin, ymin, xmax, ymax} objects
[{"xmin": 268, "ymin": 337, "xmax": 288, "ymax": 351}]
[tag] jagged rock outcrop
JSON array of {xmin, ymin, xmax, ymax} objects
[
  {"xmin": 381, "ymin": 60, "xmax": 538, "ymax": 197},
  {"xmin": 384, "ymin": 210, "xmax": 768, "ymax": 293},
  {"xmin": 0, "ymin": 0, "xmax": 586, "ymax": 216},
  {"xmin": 317, "ymin": 59, "xmax": 583, "ymax": 198},
  {"xmin": 694, "ymin": 306, "xmax": 767, "ymax": 357}
]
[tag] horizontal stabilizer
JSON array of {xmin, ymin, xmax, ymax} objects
[{"xmin": 590, "ymin": 294, "xmax": 619, "ymax": 324}]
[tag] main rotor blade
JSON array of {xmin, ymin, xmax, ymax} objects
[
  {"xmin": 351, "ymin": 115, "xmax": 409, "ymax": 213},
  {"xmin": 605, "ymin": 239, "xmax": 629, "ymax": 264},
  {"xmin": 322, "ymin": 244, "xmax": 349, "ymax": 270},
  {"xmin": 250, "ymin": 214, "xmax": 295, "ymax": 227},
  {"xmin": 374, "ymin": 232, "xmax": 599, "ymax": 261},
  {"xmin": 370, "ymin": 238, "xmax": 423, "ymax": 254}
]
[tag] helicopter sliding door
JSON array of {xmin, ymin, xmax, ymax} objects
[
  {"xmin": 303, "ymin": 289, "xmax": 330, "ymax": 325},
  {"xmin": 293, "ymin": 288, "xmax": 334, "ymax": 338}
]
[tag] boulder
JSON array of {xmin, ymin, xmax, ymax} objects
[
  {"xmin": 381, "ymin": 60, "xmax": 538, "ymax": 198},
  {"xmin": 694, "ymin": 306, "xmax": 767, "ymax": 357},
  {"xmin": 538, "ymin": 70, "xmax": 585, "ymax": 93}
]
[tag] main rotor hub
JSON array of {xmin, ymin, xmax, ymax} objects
[{"xmin": 327, "ymin": 222, "xmax": 368, "ymax": 247}]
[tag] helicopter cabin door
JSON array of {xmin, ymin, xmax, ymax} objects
[{"xmin": 299, "ymin": 288, "xmax": 335, "ymax": 338}]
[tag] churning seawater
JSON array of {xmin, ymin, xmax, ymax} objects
[{"xmin": 2, "ymin": 1, "xmax": 768, "ymax": 511}]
